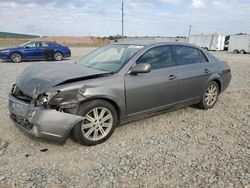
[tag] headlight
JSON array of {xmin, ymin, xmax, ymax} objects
[
  {"xmin": 1, "ymin": 50, "xmax": 10, "ymax": 53},
  {"xmin": 36, "ymin": 91, "xmax": 59, "ymax": 106}
]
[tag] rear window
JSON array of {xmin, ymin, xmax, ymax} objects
[
  {"xmin": 199, "ymin": 50, "xmax": 209, "ymax": 62},
  {"xmin": 174, "ymin": 46, "xmax": 201, "ymax": 65},
  {"xmin": 49, "ymin": 42, "xmax": 58, "ymax": 47},
  {"xmin": 41, "ymin": 42, "xmax": 58, "ymax": 47}
]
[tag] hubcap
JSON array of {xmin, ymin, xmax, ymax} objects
[
  {"xmin": 81, "ymin": 107, "xmax": 113, "ymax": 141},
  {"xmin": 205, "ymin": 84, "xmax": 218, "ymax": 106},
  {"xmin": 55, "ymin": 52, "xmax": 62, "ymax": 61}
]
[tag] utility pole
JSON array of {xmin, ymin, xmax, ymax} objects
[
  {"xmin": 122, "ymin": 1, "xmax": 124, "ymax": 40},
  {"xmin": 188, "ymin": 25, "xmax": 192, "ymax": 37},
  {"xmin": 188, "ymin": 25, "xmax": 192, "ymax": 43}
]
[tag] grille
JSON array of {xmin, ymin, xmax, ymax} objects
[
  {"xmin": 10, "ymin": 113, "xmax": 33, "ymax": 130},
  {"xmin": 12, "ymin": 85, "xmax": 33, "ymax": 103}
]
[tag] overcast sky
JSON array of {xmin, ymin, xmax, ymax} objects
[{"xmin": 0, "ymin": 0, "xmax": 249, "ymax": 37}]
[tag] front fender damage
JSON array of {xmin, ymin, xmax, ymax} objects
[
  {"xmin": 30, "ymin": 108, "xmax": 83, "ymax": 143},
  {"xmin": 9, "ymin": 95, "xmax": 83, "ymax": 144},
  {"xmin": 48, "ymin": 88, "xmax": 87, "ymax": 114}
]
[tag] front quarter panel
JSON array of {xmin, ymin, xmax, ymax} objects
[{"xmin": 50, "ymin": 74, "xmax": 126, "ymax": 120}]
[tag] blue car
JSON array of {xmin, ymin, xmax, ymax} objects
[{"xmin": 0, "ymin": 41, "xmax": 71, "ymax": 63}]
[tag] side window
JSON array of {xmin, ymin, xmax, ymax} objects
[
  {"xmin": 136, "ymin": 46, "xmax": 174, "ymax": 69},
  {"xmin": 199, "ymin": 50, "xmax": 209, "ymax": 62},
  {"xmin": 41, "ymin": 42, "xmax": 49, "ymax": 47},
  {"xmin": 35, "ymin": 42, "xmax": 41, "ymax": 47},
  {"xmin": 48, "ymin": 42, "xmax": 58, "ymax": 47},
  {"xmin": 174, "ymin": 46, "xmax": 201, "ymax": 65},
  {"xmin": 25, "ymin": 42, "xmax": 36, "ymax": 48}
]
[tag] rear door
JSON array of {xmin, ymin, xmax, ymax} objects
[
  {"xmin": 173, "ymin": 45, "xmax": 211, "ymax": 102},
  {"xmin": 40, "ymin": 42, "xmax": 54, "ymax": 59},
  {"xmin": 125, "ymin": 45, "xmax": 178, "ymax": 116}
]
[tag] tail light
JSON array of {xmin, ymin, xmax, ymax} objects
[{"xmin": 226, "ymin": 63, "xmax": 231, "ymax": 71}]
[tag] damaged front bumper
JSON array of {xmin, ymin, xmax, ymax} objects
[{"xmin": 8, "ymin": 95, "xmax": 83, "ymax": 144}]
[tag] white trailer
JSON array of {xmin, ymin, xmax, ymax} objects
[
  {"xmin": 228, "ymin": 35, "xmax": 250, "ymax": 54},
  {"xmin": 189, "ymin": 34, "xmax": 225, "ymax": 51}
]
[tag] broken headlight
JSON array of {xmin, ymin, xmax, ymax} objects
[{"xmin": 35, "ymin": 91, "xmax": 59, "ymax": 106}]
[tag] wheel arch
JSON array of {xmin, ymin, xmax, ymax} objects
[
  {"xmin": 54, "ymin": 50, "xmax": 63, "ymax": 55},
  {"xmin": 204, "ymin": 74, "xmax": 222, "ymax": 94},
  {"xmin": 67, "ymin": 97, "xmax": 121, "ymax": 140},
  {"xmin": 9, "ymin": 51, "xmax": 23, "ymax": 59},
  {"xmin": 233, "ymin": 49, "xmax": 239, "ymax": 54},
  {"xmin": 211, "ymin": 79, "xmax": 221, "ymax": 93},
  {"xmin": 240, "ymin": 49, "xmax": 246, "ymax": 54},
  {"xmin": 78, "ymin": 97, "xmax": 121, "ymax": 122}
]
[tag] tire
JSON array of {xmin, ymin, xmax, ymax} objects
[
  {"xmin": 73, "ymin": 100, "xmax": 118, "ymax": 146},
  {"xmin": 240, "ymin": 50, "xmax": 246, "ymax": 54},
  {"xmin": 198, "ymin": 81, "xmax": 219, "ymax": 109},
  {"xmin": 10, "ymin": 53, "xmax": 22, "ymax": 63},
  {"xmin": 233, "ymin": 50, "xmax": 239, "ymax": 54},
  {"xmin": 54, "ymin": 52, "xmax": 63, "ymax": 61}
]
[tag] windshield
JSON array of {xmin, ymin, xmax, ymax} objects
[{"xmin": 78, "ymin": 44, "xmax": 144, "ymax": 72}]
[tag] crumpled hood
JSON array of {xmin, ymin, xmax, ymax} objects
[{"xmin": 16, "ymin": 63, "xmax": 108, "ymax": 97}]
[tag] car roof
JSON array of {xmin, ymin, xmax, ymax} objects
[
  {"xmin": 29, "ymin": 41, "xmax": 57, "ymax": 43},
  {"xmin": 114, "ymin": 41, "xmax": 202, "ymax": 49}
]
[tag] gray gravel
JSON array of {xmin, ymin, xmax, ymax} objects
[{"xmin": 0, "ymin": 48, "xmax": 249, "ymax": 187}]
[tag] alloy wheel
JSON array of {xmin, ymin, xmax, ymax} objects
[
  {"xmin": 54, "ymin": 52, "xmax": 63, "ymax": 61},
  {"xmin": 81, "ymin": 107, "xmax": 113, "ymax": 141},
  {"xmin": 205, "ymin": 84, "xmax": 218, "ymax": 106},
  {"xmin": 11, "ymin": 53, "xmax": 22, "ymax": 63}
]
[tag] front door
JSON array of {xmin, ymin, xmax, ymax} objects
[
  {"xmin": 23, "ymin": 42, "xmax": 43, "ymax": 59},
  {"xmin": 125, "ymin": 45, "xmax": 178, "ymax": 116}
]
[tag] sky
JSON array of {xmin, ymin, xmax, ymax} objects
[{"xmin": 0, "ymin": 0, "xmax": 249, "ymax": 37}]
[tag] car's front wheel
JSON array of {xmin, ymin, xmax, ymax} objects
[
  {"xmin": 73, "ymin": 100, "xmax": 118, "ymax": 146},
  {"xmin": 198, "ymin": 81, "xmax": 219, "ymax": 109},
  {"xmin": 10, "ymin": 53, "xmax": 22, "ymax": 63},
  {"xmin": 54, "ymin": 52, "xmax": 63, "ymax": 61}
]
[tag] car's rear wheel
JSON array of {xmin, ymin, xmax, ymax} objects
[
  {"xmin": 73, "ymin": 100, "xmax": 118, "ymax": 146},
  {"xmin": 54, "ymin": 52, "xmax": 63, "ymax": 61},
  {"xmin": 10, "ymin": 53, "xmax": 22, "ymax": 63},
  {"xmin": 240, "ymin": 50, "xmax": 246, "ymax": 54},
  {"xmin": 198, "ymin": 81, "xmax": 219, "ymax": 109}
]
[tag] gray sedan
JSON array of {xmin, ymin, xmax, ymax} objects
[{"xmin": 8, "ymin": 42, "xmax": 231, "ymax": 146}]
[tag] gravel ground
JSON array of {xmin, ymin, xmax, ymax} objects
[{"xmin": 0, "ymin": 48, "xmax": 249, "ymax": 188}]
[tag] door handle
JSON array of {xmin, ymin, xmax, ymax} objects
[
  {"xmin": 204, "ymin": 69, "xmax": 210, "ymax": 73},
  {"xmin": 169, "ymin": 75, "xmax": 177, "ymax": 80}
]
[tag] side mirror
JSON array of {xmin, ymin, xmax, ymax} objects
[
  {"xmin": 24, "ymin": 46, "xmax": 29, "ymax": 49},
  {"xmin": 128, "ymin": 63, "xmax": 151, "ymax": 75}
]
